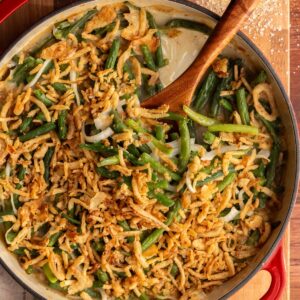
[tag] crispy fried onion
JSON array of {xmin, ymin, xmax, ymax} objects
[{"xmin": 253, "ymin": 83, "xmax": 278, "ymax": 121}]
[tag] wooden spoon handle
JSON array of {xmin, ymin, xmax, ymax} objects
[{"xmin": 189, "ymin": 0, "xmax": 261, "ymax": 85}]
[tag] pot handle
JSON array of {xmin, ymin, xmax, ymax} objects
[
  {"xmin": 0, "ymin": 0, "xmax": 28, "ymax": 24},
  {"xmin": 260, "ymin": 243, "xmax": 286, "ymax": 300}
]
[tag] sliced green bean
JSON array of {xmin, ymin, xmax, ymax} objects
[
  {"xmin": 210, "ymin": 65, "xmax": 233, "ymax": 117},
  {"xmin": 96, "ymin": 270, "xmax": 109, "ymax": 283},
  {"xmin": 48, "ymin": 231, "xmax": 63, "ymax": 247},
  {"xmin": 193, "ymin": 70, "xmax": 218, "ymax": 111},
  {"xmin": 105, "ymin": 38, "xmax": 120, "ymax": 70},
  {"xmin": 58, "ymin": 110, "xmax": 68, "ymax": 140},
  {"xmin": 43, "ymin": 147, "xmax": 55, "ymax": 184},
  {"xmin": 33, "ymin": 89, "xmax": 53, "ymax": 107},
  {"xmin": 43, "ymin": 263, "xmax": 57, "ymax": 283},
  {"xmin": 183, "ymin": 105, "xmax": 219, "ymax": 127},
  {"xmin": 13, "ymin": 56, "xmax": 36, "ymax": 85},
  {"xmin": 252, "ymin": 70, "xmax": 267, "ymax": 86},
  {"xmin": 208, "ymin": 124, "xmax": 259, "ymax": 135},
  {"xmin": 80, "ymin": 142, "xmax": 117, "ymax": 156},
  {"xmin": 52, "ymin": 82, "xmax": 68, "ymax": 93},
  {"xmin": 54, "ymin": 9, "xmax": 97, "ymax": 39},
  {"xmin": 154, "ymin": 193, "xmax": 174, "ymax": 207},
  {"xmin": 170, "ymin": 263, "xmax": 179, "ymax": 277},
  {"xmin": 266, "ymin": 143, "xmax": 280, "ymax": 187},
  {"xmin": 141, "ymin": 44, "xmax": 157, "ymax": 71},
  {"xmin": 19, "ymin": 117, "xmax": 33, "ymax": 133},
  {"xmin": 164, "ymin": 112, "xmax": 185, "ymax": 121},
  {"xmin": 96, "ymin": 166, "xmax": 119, "ymax": 179},
  {"xmin": 94, "ymin": 21, "xmax": 116, "ymax": 36},
  {"xmin": 139, "ymin": 293, "xmax": 150, "ymax": 300},
  {"xmin": 220, "ymin": 98, "xmax": 233, "ymax": 112},
  {"xmin": 141, "ymin": 200, "xmax": 180, "ymax": 251},
  {"xmin": 217, "ymin": 172, "xmax": 236, "ymax": 192},
  {"xmin": 165, "ymin": 18, "xmax": 212, "ymax": 35},
  {"xmin": 113, "ymin": 110, "xmax": 127, "ymax": 133},
  {"xmin": 203, "ymin": 131, "xmax": 216, "ymax": 145},
  {"xmin": 254, "ymin": 112, "xmax": 279, "ymax": 145},
  {"xmin": 178, "ymin": 118, "xmax": 190, "ymax": 171},
  {"xmin": 236, "ymin": 88, "xmax": 250, "ymax": 125},
  {"xmin": 139, "ymin": 153, "xmax": 180, "ymax": 181},
  {"xmin": 154, "ymin": 125, "xmax": 165, "ymax": 141},
  {"xmin": 98, "ymin": 155, "xmax": 120, "ymax": 167},
  {"xmin": 62, "ymin": 213, "xmax": 81, "ymax": 225},
  {"xmin": 19, "ymin": 123, "xmax": 56, "ymax": 142}
]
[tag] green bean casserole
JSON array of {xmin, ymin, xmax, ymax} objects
[{"xmin": 0, "ymin": 2, "xmax": 285, "ymax": 300}]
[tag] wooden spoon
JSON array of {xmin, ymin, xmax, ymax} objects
[{"xmin": 141, "ymin": 0, "xmax": 261, "ymax": 112}]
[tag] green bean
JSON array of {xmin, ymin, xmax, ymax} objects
[
  {"xmin": 93, "ymin": 240, "xmax": 105, "ymax": 252},
  {"xmin": 123, "ymin": 150, "xmax": 143, "ymax": 166},
  {"xmin": 123, "ymin": 61, "xmax": 134, "ymax": 80},
  {"xmin": 147, "ymin": 180, "xmax": 169, "ymax": 191},
  {"xmin": 183, "ymin": 105, "xmax": 219, "ymax": 127},
  {"xmin": 165, "ymin": 18, "xmax": 212, "ymax": 35},
  {"xmin": 49, "ymin": 281, "xmax": 67, "ymax": 292},
  {"xmin": 219, "ymin": 98, "xmax": 233, "ymax": 112},
  {"xmin": 105, "ymin": 38, "xmax": 120, "ymax": 69},
  {"xmin": 35, "ymin": 112, "xmax": 46, "ymax": 122},
  {"xmin": 13, "ymin": 56, "xmax": 36, "ymax": 85},
  {"xmin": 54, "ymin": 9, "xmax": 97, "ymax": 39},
  {"xmin": 156, "ymin": 82, "xmax": 164, "ymax": 92},
  {"xmin": 210, "ymin": 65, "xmax": 233, "ymax": 117},
  {"xmin": 96, "ymin": 270, "xmax": 109, "ymax": 283},
  {"xmin": 52, "ymin": 82, "xmax": 68, "ymax": 93},
  {"xmin": 193, "ymin": 70, "xmax": 218, "ymax": 111},
  {"xmin": 33, "ymin": 89, "xmax": 53, "ymax": 107},
  {"xmin": 164, "ymin": 111, "xmax": 185, "ymax": 121},
  {"xmin": 19, "ymin": 117, "xmax": 33, "ymax": 133},
  {"xmin": 125, "ymin": 119, "xmax": 172, "ymax": 154},
  {"xmin": 43, "ymin": 263, "xmax": 57, "ymax": 283},
  {"xmin": 43, "ymin": 147, "xmax": 55, "ymax": 184},
  {"xmin": 155, "ymin": 125, "xmax": 165, "ymax": 141},
  {"xmin": 127, "ymin": 144, "xmax": 140, "ymax": 157},
  {"xmin": 139, "ymin": 293, "xmax": 150, "ymax": 300},
  {"xmin": 26, "ymin": 266, "xmax": 34, "ymax": 274},
  {"xmin": 62, "ymin": 213, "xmax": 81, "ymax": 225},
  {"xmin": 219, "ymin": 207, "xmax": 231, "ymax": 217},
  {"xmin": 178, "ymin": 118, "xmax": 191, "ymax": 171},
  {"xmin": 6, "ymin": 229, "xmax": 18, "ymax": 243},
  {"xmin": 96, "ymin": 166, "xmax": 119, "ymax": 179},
  {"xmin": 14, "ymin": 247, "xmax": 26, "ymax": 256},
  {"xmin": 170, "ymin": 263, "xmax": 179, "ymax": 277},
  {"xmin": 139, "ymin": 153, "xmax": 180, "ymax": 181},
  {"xmin": 146, "ymin": 11, "xmax": 167, "ymax": 68},
  {"xmin": 266, "ymin": 143, "xmax": 280, "ymax": 187},
  {"xmin": 140, "ymin": 44, "xmax": 157, "ymax": 71},
  {"xmin": 252, "ymin": 70, "xmax": 267, "ymax": 86},
  {"xmin": 170, "ymin": 132, "xmax": 180, "ymax": 141},
  {"xmin": 253, "ymin": 161, "xmax": 266, "ymax": 178},
  {"xmin": 141, "ymin": 200, "xmax": 180, "ymax": 251},
  {"xmin": 113, "ymin": 110, "xmax": 127, "ymax": 133},
  {"xmin": 94, "ymin": 21, "xmax": 116, "ymax": 36},
  {"xmin": 92, "ymin": 281, "xmax": 104, "ymax": 289},
  {"xmin": 19, "ymin": 122, "xmax": 56, "ymax": 142},
  {"xmin": 236, "ymin": 88, "xmax": 250, "ymax": 125},
  {"xmin": 80, "ymin": 142, "xmax": 117, "ymax": 156},
  {"xmin": 196, "ymin": 167, "xmax": 234, "ymax": 187},
  {"xmin": 118, "ymin": 220, "xmax": 134, "ymax": 243},
  {"xmin": 154, "ymin": 193, "xmax": 174, "ymax": 207},
  {"xmin": 208, "ymin": 123, "xmax": 259, "ymax": 135},
  {"xmin": 138, "ymin": 144, "xmax": 152, "ymax": 154},
  {"xmin": 48, "ymin": 231, "xmax": 63, "ymax": 247},
  {"xmin": 58, "ymin": 110, "xmax": 68, "ymax": 140},
  {"xmin": 217, "ymin": 172, "xmax": 236, "ymax": 192},
  {"xmin": 98, "ymin": 155, "xmax": 120, "ymax": 167},
  {"xmin": 254, "ymin": 112, "xmax": 279, "ymax": 145},
  {"xmin": 203, "ymin": 131, "xmax": 216, "ymax": 145}
]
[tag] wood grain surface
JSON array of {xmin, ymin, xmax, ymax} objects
[{"xmin": 0, "ymin": 0, "xmax": 298, "ymax": 299}]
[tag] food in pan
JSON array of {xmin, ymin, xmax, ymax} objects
[{"xmin": 0, "ymin": 2, "xmax": 284, "ymax": 299}]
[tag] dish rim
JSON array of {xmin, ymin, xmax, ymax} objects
[{"xmin": 0, "ymin": 0, "xmax": 298, "ymax": 299}]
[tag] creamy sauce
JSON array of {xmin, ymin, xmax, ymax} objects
[{"xmin": 159, "ymin": 29, "xmax": 208, "ymax": 86}]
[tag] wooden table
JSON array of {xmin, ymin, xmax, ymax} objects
[{"xmin": 0, "ymin": 0, "xmax": 299, "ymax": 299}]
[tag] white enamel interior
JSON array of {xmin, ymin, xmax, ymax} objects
[{"xmin": 0, "ymin": 1, "xmax": 298, "ymax": 299}]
